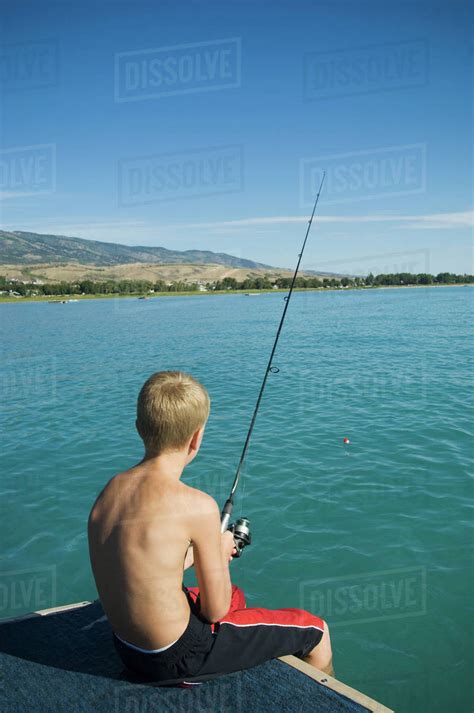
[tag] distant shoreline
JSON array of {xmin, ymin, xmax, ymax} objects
[{"xmin": 0, "ymin": 282, "xmax": 470, "ymax": 304}]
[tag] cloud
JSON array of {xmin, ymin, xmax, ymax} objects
[
  {"xmin": 4, "ymin": 210, "xmax": 472, "ymax": 249},
  {"xmin": 0, "ymin": 191, "xmax": 47, "ymax": 199},
  {"xmin": 2, "ymin": 219, "xmax": 160, "ymax": 244},
  {"xmin": 402, "ymin": 211, "xmax": 474, "ymax": 229},
  {"xmin": 165, "ymin": 210, "xmax": 474, "ymax": 230}
]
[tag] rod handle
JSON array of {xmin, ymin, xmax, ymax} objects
[{"xmin": 220, "ymin": 498, "xmax": 233, "ymax": 533}]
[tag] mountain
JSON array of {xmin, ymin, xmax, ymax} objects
[{"xmin": 0, "ymin": 230, "xmax": 271, "ymax": 270}]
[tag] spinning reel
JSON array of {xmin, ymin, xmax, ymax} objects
[{"xmin": 228, "ymin": 517, "xmax": 251, "ymax": 558}]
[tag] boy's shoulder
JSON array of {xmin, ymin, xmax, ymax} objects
[{"xmin": 180, "ymin": 482, "xmax": 220, "ymax": 516}]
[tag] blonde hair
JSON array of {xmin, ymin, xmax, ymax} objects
[{"xmin": 137, "ymin": 371, "xmax": 210, "ymax": 456}]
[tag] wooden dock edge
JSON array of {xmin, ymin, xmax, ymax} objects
[
  {"xmin": 0, "ymin": 600, "xmax": 92, "ymax": 625},
  {"xmin": 1, "ymin": 602, "xmax": 393, "ymax": 712},
  {"xmin": 278, "ymin": 655, "xmax": 393, "ymax": 713}
]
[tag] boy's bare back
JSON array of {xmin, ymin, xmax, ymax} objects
[{"xmin": 88, "ymin": 458, "xmax": 232, "ymax": 650}]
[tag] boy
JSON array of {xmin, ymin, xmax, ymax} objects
[{"xmin": 88, "ymin": 371, "xmax": 333, "ymax": 684}]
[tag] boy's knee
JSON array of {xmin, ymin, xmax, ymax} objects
[
  {"xmin": 312, "ymin": 620, "xmax": 331, "ymax": 656},
  {"xmin": 301, "ymin": 619, "xmax": 334, "ymax": 676},
  {"xmin": 322, "ymin": 620, "xmax": 331, "ymax": 641},
  {"xmin": 230, "ymin": 584, "xmax": 246, "ymax": 609}
]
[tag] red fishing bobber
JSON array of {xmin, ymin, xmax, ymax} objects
[{"xmin": 343, "ymin": 437, "xmax": 350, "ymax": 444}]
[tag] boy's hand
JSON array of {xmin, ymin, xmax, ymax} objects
[{"xmin": 221, "ymin": 530, "xmax": 238, "ymax": 562}]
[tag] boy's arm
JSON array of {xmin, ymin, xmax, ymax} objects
[
  {"xmin": 183, "ymin": 545, "xmax": 194, "ymax": 570},
  {"xmin": 190, "ymin": 494, "xmax": 233, "ymax": 623}
]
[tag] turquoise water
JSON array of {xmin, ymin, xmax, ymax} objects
[{"xmin": 1, "ymin": 287, "xmax": 473, "ymax": 712}]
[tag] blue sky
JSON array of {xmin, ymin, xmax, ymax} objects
[{"xmin": 0, "ymin": 0, "xmax": 472, "ymax": 275}]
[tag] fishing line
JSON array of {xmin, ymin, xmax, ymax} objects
[{"xmin": 221, "ymin": 171, "xmax": 326, "ymax": 538}]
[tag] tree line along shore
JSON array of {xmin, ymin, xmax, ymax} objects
[{"xmin": 1, "ymin": 272, "xmax": 472, "ymax": 301}]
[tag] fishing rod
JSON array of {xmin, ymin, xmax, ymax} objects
[{"xmin": 221, "ymin": 171, "xmax": 326, "ymax": 553}]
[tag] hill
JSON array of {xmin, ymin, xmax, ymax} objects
[
  {"xmin": 0, "ymin": 230, "xmax": 347, "ymax": 285},
  {"xmin": 0, "ymin": 230, "xmax": 271, "ymax": 269},
  {"xmin": 0, "ymin": 261, "xmax": 302, "ymax": 285}
]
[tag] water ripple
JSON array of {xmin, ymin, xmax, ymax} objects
[{"xmin": 1, "ymin": 287, "xmax": 472, "ymax": 713}]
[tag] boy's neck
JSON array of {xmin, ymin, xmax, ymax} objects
[{"xmin": 139, "ymin": 449, "xmax": 188, "ymax": 482}]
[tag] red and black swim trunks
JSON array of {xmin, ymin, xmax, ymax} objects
[{"xmin": 113, "ymin": 584, "xmax": 325, "ymax": 685}]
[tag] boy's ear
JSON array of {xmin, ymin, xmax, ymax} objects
[{"xmin": 189, "ymin": 425, "xmax": 205, "ymax": 452}]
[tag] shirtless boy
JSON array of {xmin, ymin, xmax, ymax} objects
[{"xmin": 88, "ymin": 371, "xmax": 333, "ymax": 683}]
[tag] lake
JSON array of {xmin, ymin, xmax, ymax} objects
[{"xmin": 1, "ymin": 286, "xmax": 472, "ymax": 712}]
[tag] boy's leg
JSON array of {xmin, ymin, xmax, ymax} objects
[
  {"xmin": 303, "ymin": 621, "xmax": 334, "ymax": 676},
  {"xmin": 227, "ymin": 584, "xmax": 246, "ymax": 612},
  {"xmin": 195, "ymin": 605, "xmax": 330, "ymax": 678},
  {"xmin": 185, "ymin": 584, "xmax": 246, "ymax": 615}
]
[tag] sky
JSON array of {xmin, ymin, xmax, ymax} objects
[{"xmin": 0, "ymin": 0, "xmax": 472, "ymax": 275}]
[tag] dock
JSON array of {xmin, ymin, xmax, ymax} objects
[{"xmin": 0, "ymin": 600, "xmax": 392, "ymax": 712}]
